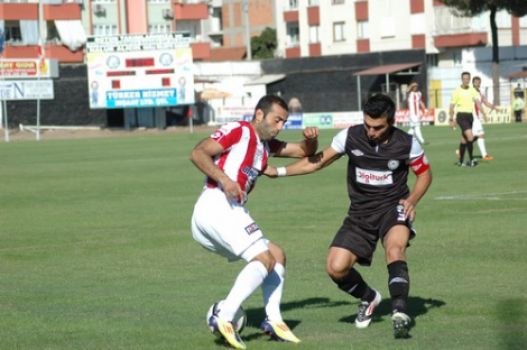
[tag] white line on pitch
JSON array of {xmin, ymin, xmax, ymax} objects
[{"xmin": 435, "ymin": 190, "xmax": 527, "ymax": 201}]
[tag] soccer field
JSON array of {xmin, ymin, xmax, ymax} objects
[{"xmin": 1, "ymin": 123, "xmax": 526, "ymax": 350}]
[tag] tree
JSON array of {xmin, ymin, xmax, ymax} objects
[
  {"xmin": 441, "ymin": 0, "xmax": 527, "ymax": 104},
  {"xmin": 250, "ymin": 27, "xmax": 277, "ymax": 60}
]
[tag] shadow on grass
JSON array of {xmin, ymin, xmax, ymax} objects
[
  {"xmin": 242, "ymin": 297, "xmax": 350, "ymax": 341},
  {"xmin": 338, "ymin": 296, "xmax": 446, "ymax": 338},
  {"xmin": 497, "ymin": 298, "xmax": 526, "ymax": 350}
]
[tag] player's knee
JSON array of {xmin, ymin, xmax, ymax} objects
[
  {"xmin": 385, "ymin": 245, "xmax": 406, "ymax": 263},
  {"xmin": 326, "ymin": 260, "xmax": 348, "ymax": 280},
  {"xmin": 268, "ymin": 243, "xmax": 286, "ymax": 266},
  {"xmin": 254, "ymin": 251, "xmax": 276, "ymax": 273}
]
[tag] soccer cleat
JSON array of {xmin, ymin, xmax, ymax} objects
[
  {"xmin": 260, "ymin": 319, "xmax": 301, "ymax": 343},
  {"xmin": 209, "ymin": 315, "xmax": 246, "ymax": 349},
  {"xmin": 392, "ymin": 311, "xmax": 411, "ymax": 339},
  {"xmin": 467, "ymin": 159, "xmax": 478, "ymax": 167},
  {"xmin": 355, "ymin": 290, "xmax": 382, "ymax": 329},
  {"xmin": 483, "ymin": 155, "xmax": 494, "ymax": 161}
]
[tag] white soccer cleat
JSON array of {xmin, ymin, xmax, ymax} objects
[{"xmin": 355, "ymin": 290, "xmax": 382, "ymax": 329}]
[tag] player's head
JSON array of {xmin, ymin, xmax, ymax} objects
[
  {"xmin": 362, "ymin": 94, "xmax": 395, "ymax": 143},
  {"xmin": 472, "ymin": 76, "xmax": 481, "ymax": 89},
  {"xmin": 461, "ymin": 71, "xmax": 471, "ymax": 87},
  {"xmin": 252, "ymin": 95, "xmax": 289, "ymax": 140},
  {"xmin": 408, "ymin": 81, "xmax": 418, "ymax": 92}
]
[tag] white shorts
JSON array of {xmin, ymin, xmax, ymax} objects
[
  {"xmin": 409, "ymin": 114, "xmax": 421, "ymax": 128},
  {"xmin": 472, "ymin": 117, "xmax": 484, "ymax": 136},
  {"xmin": 191, "ymin": 188, "xmax": 268, "ymax": 262}
]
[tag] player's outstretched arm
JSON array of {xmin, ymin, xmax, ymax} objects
[
  {"xmin": 264, "ymin": 146, "xmax": 341, "ymax": 178},
  {"xmin": 273, "ymin": 127, "xmax": 319, "ymax": 158}
]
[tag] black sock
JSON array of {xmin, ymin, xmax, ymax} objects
[
  {"xmin": 332, "ymin": 268, "xmax": 375, "ymax": 302},
  {"xmin": 388, "ymin": 261, "xmax": 410, "ymax": 313},
  {"xmin": 459, "ymin": 143, "xmax": 466, "ymax": 163},
  {"xmin": 467, "ymin": 141, "xmax": 474, "ymax": 160}
]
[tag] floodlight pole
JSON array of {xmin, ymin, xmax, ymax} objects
[
  {"xmin": 0, "ymin": 53, "xmax": 9, "ymax": 143},
  {"xmin": 36, "ymin": 0, "xmax": 46, "ymax": 141},
  {"xmin": 242, "ymin": 0, "xmax": 251, "ymax": 60}
]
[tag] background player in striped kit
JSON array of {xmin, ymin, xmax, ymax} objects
[
  {"xmin": 471, "ymin": 76, "xmax": 494, "ymax": 161},
  {"xmin": 406, "ymin": 81, "xmax": 427, "ymax": 145},
  {"xmin": 190, "ymin": 95, "xmax": 318, "ymax": 349}
]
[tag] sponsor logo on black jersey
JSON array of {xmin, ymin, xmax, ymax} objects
[
  {"xmin": 388, "ymin": 159, "xmax": 400, "ymax": 170},
  {"xmin": 351, "ymin": 149, "xmax": 364, "ymax": 156}
]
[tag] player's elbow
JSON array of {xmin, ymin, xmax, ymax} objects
[{"xmin": 189, "ymin": 147, "xmax": 203, "ymax": 165}]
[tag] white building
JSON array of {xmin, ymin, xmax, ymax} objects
[{"xmin": 274, "ymin": 0, "xmax": 527, "ymax": 107}]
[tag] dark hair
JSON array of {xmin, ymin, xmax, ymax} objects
[
  {"xmin": 253, "ymin": 95, "xmax": 288, "ymax": 118},
  {"xmin": 461, "ymin": 71, "xmax": 471, "ymax": 78},
  {"xmin": 363, "ymin": 94, "xmax": 396, "ymax": 124},
  {"xmin": 472, "ymin": 76, "xmax": 481, "ymax": 83}
]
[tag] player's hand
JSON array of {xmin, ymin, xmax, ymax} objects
[
  {"xmin": 263, "ymin": 166, "xmax": 278, "ymax": 178},
  {"xmin": 399, "ymin": 198, "xmax": 416, "ymax": 222},
  {"xmin": 303, "ymin": 127, "xmax": 319, "ymax": 140},
  {"xmin": 222, "ymin": 179, "xmax": 243, "ymax": 202}
]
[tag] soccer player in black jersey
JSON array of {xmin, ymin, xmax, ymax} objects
[{"xmin": 265, "ymin": 94, "xmax": 432, "ymax": 338}]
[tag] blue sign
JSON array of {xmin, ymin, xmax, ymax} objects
[
  {"xmin": 284, "ymin": 113, "xmax": 303, "ymax": 129},
  {"xmin": 105, "ymin": 88, "xmax": 178, "ymax": 108},
  {"xmin": 0, "ymin": 29, "xmax": 4, "ymax": 55}
]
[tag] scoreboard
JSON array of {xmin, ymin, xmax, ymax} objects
[{"xmin": 86, "ymin": 33, "xmax": 194, "ymax": 109}]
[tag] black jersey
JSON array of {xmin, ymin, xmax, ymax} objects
[{"xmin": 331, "ymin": 125, "xmax": 423, "ymax": 215}]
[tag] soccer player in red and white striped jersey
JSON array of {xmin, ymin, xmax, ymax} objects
[
  {"xmin": 407, "ymin": 82, "xmax": 427, "ymax": 145},
  {"xmin": 190, "ymin": 95, "xmax": 318, "ymax": 348},
  {"xmin": 472, "ymin": 76, "xmax": 494, "ymax": 161}
]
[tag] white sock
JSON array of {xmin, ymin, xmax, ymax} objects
[
  {"xmin": 414, "ymin": 126, "xmax": 425, "ymax": 144},
  {"xmin": 477, "ymin": 138, "xmax": 487, "ymax": 157},
  {"xmin": 262, "ymin": 263, "xmax": 285, "ymax": 322},
  {"xmin": 219, "ymin": 261, "xmax": 268, "ymax": 321}
]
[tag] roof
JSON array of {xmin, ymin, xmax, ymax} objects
[
  {"xmin": 244, "ymin": 74, "xmax": 286, "ymax": 86},
  {"xmin": 353, "ymin": 62, "xmax": 421, "ymax": 76},
  {"xmin": 508, "ymin": 70, "xmax": 527, "ymax": 80},
  {"xmin": 209, "ymin": 47, "xmax": 246, "ymax": 62}
]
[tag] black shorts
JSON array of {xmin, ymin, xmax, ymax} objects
[
  {"xmin": 456, "ymin": 112, "xmax": 474, "ymax": 132},
  {"xmin": 330, "ymin": 204, "xmax": 416, "ymax": 266}
]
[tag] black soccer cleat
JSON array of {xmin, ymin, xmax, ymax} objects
[{"xmin": 392, "ymin": 311, "xmax": 411, "ymax": 339}]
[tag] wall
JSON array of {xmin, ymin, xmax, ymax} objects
[
  {"xmin": 261, "ymin": 49, "xmax": 427, "ymax": 112},
  {"xmin": 5, "ymin": 65, "xmax": 107, "ymax": 127}
]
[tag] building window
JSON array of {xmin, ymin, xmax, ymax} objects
[
  {"xmin": 289, "ymin": 0, "xmax": 298, "ymax": 9},
  {"xmin": 357, "ymin": 20, "xmax": 368, "ymax": 39},
  {"xmin": 286, "ymin": 22, "xmax": 299, "ymax": 46},
  {"xmin": 4, "ymin": 21, "xmax": 22, "ymax": 43},
  {"xmin": 148, "ymin": 23, "xmax": 171, "ymax": 34},
  {"xmin": 309, "ymin": 26, "xmax": 319, "ymax": 43},
  {"xmin": 426, "ymin": 53, "xmax": 438, "ymax": 67},
  {"xmin": 333, "ymin": 21, "xmax": 345, "ymax": 42},
  {"xmin": 46, "ymin": 21, "xmax": 61, "ymax": 44},
  {"xmin": 308, "ymin": 0, "xmax": 320, "ymax": 5},
  {"xmin": 93, "ymin": 24, "xmax": 118, "ymax": 36},
  {"xmin": 332, "ymin": 0, "xmax": 345, "ymax": 4}
]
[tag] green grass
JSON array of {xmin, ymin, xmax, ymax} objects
[{"xmin": 1, "ymin": 124, "xmax": 526, "ymax": 349}]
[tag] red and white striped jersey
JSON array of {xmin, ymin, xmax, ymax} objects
[
  {"xmin": 408, "ymin": 91, "xmax": 422, "ymax": 117},
  {"xmin": 206, "ymin": 121, "xmax": 283, "ymax": 203},
  {"xmin": 473, "ymin": 91, "xmax": 484, "ymax": 119}
]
